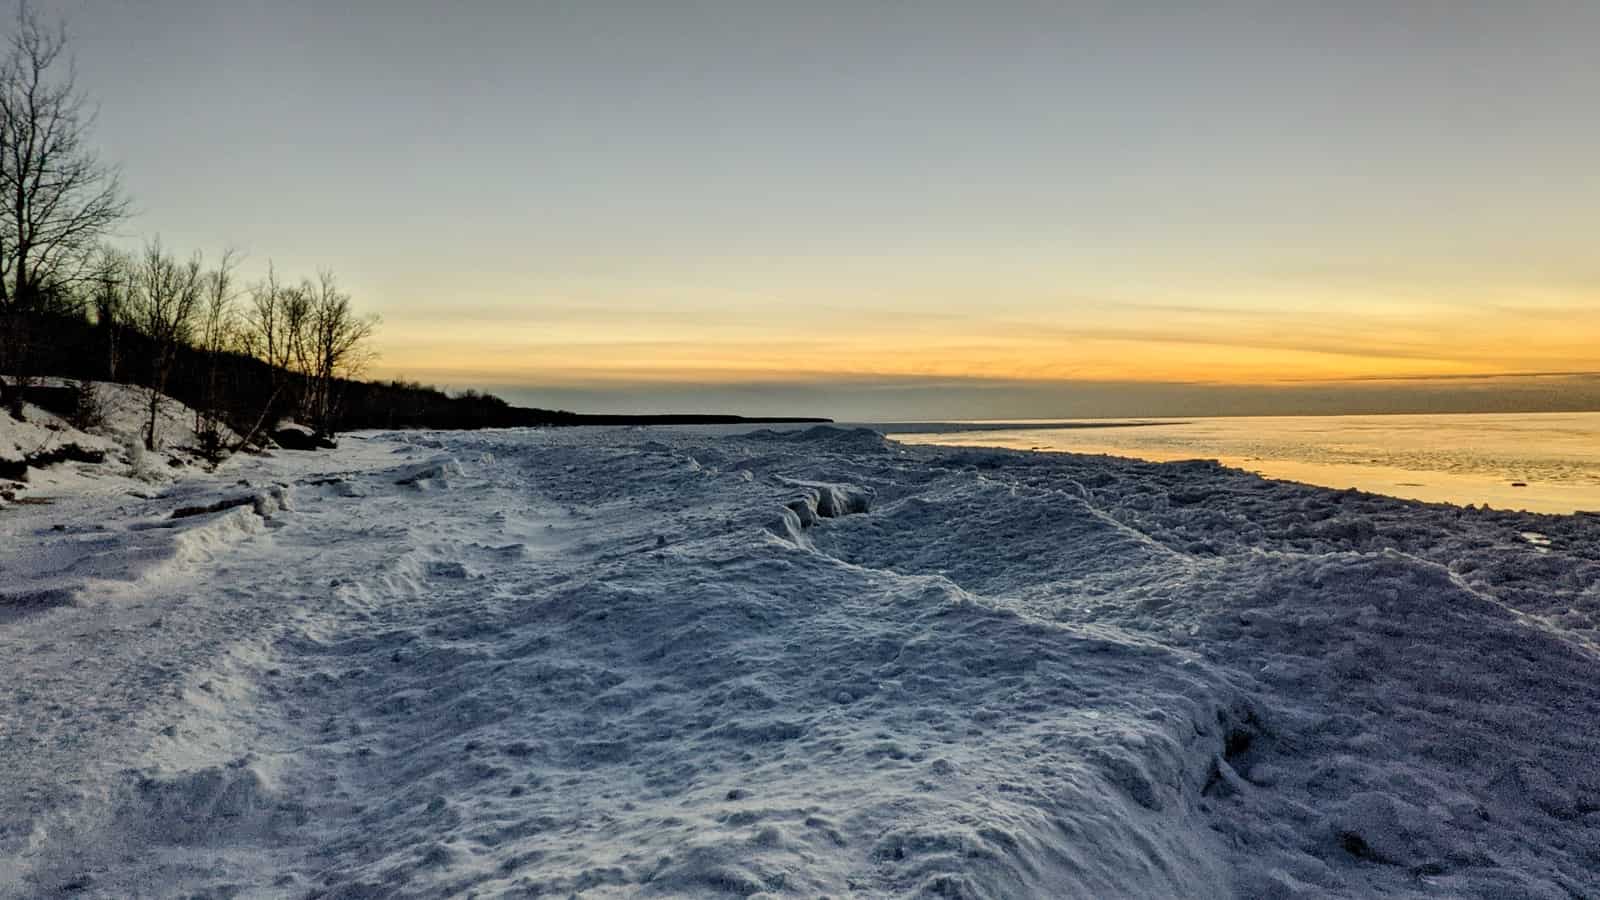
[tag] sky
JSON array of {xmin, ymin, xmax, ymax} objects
[{"xmin": 42, "ymin": 1, "xmax": 1600, "ymax": 418}]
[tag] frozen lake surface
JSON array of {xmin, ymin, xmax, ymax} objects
[
  {"xmin": 4, "ymin": 420, "xmax": 1600, "ymax": 897},
  {"xmin": 889, "ymin": 412, "xmax": 1600, "ymax": 514}
]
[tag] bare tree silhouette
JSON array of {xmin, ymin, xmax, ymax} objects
[
  {"xmin": 128, "ymin": 238, "xmax": 201, "ymax": 450},
  {"xmin": 0, "ymin": 2, "xmax": 128, "ymax": 417},
  {"xmin": 193, "ymin": 248, "xmax": 241, "ymax": 455},
  {"xmin": 299, "ymin": 270, "xmax": 378, "ymax": 436}
]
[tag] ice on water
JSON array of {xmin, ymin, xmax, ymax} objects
[{"xmin": 893, "ymin": 411, "xmax": 1600, "ymax": 514}]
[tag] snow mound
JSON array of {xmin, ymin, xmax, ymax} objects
[
  {"xmin": 393, "ymin": 455, "xmax": 464, "ymax": 488},
  {"xmin": 121, "ymin": 757, "xmax": 300, "ymax": 846},
  {"xmin": 769, "ymin": 476, "xmax": 875, "ymax": 543},
  {"xmin": 171, "ymin": 485, "xmax": 292, "ymax": 520},
  {"xmin": 0, "ymin": 480, "xmax": 295, "ymax": 617},
  {"xmin": 745, "ymin": 425, "xmax": 893, "ymax": 454}
]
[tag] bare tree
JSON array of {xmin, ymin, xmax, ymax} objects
[
  {"xmin": 128, "ymin": 238, "xmax": 200, "ymax": 450},
  {"xmin": 281, "ymin": 280, "xmax": 313, "ymax": 412},
  {"xmin": 87, "ymin": 243, "xmax": 131, "ymax": 380},
  {"xmin": 237, "ymin": 265, "xmax": 376, "ymax": 445},
  {"xmin": 0, "ymin": 2, "xmax": 129, "ymax": 416},
  {"xmin": 240, "ymin": 263, "xmax": 290, "ymax": 375},
  {"xmin": 300, "ymin": 269, "xmax": 377, "ymax": 436},
  {"xmin": 193, "ymin": 248, "xmax": 240, "ymax": 455},
  {"xmin": 235, "ymin": 263, "xmax": 298, "ymax": 449}
]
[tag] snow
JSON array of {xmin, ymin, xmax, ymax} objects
[
  {"xmin": 0, "ymin": 398, "xmax": 117, "ymax": 490},
  {"xmin": 1, "ymin": 381, "xmax": 238, "ymax": 510},
  {"xmin": 3, "ymin": 423, "xmax": 1600, "ymax": 897},
  {"xmin": 26, "ymin": 378, "xmax": 240, "ymax": 456}
]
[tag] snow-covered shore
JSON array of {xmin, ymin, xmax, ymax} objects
[{"xmin": 2, "ymin": 424, "xmax": 1598, "ymax": 898}]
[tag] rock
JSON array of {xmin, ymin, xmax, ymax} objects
[{"xmin": 271, "ymin": 423, "xmax": 336, "ymax": 451}]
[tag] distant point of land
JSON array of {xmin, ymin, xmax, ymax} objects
[{"xmin": 532, "ymin": 412, "xmax": 833, "ymax": 427}]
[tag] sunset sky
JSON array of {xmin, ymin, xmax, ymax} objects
[{"xmin": 53, "ymin": 1, "xmax": 1600, "ymax": 418}]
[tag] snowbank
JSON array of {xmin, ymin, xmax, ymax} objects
[
  {"xmin": 0, "ymin": 381, "xmax": 242, "ymax": 509},
  {"xmin": 0, "ymin": 396, "xmax": 116, "ymax": 485}
]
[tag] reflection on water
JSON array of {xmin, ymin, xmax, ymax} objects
[{"xmin": 887, "ymin": 412, "xmax": 1600, "ymax": 515}]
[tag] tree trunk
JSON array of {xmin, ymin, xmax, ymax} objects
[
  {"xmin": 105, "ymin": 323, "xmax": 119, "ymax": 382},
  {"xmin": 144, "ymin": 385, "xmax": 160, "ymax": 451},
  {"xmin": 3, "ymin": 312, "xmax": 31, "ymax": 420}
]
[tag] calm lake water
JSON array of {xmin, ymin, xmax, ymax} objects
[{"xmin": 885, "ymin": 412, "xmax": 1600, "ymax": 515}]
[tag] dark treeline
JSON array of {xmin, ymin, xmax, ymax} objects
[
  {"xmin": 10, "ymin": 310, "xmax": 627, "ymax": 434},
  {"xmin": 14, "ymin": 311, "xmax": 828, "ymax": 438}
]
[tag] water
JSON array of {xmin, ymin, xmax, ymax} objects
[{"xmin": 885, "ymin": 412, "xmax": 1600, "ymax": 515}]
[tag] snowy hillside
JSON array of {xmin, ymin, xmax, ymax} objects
[
  {"xmin": 2, "ymin": 425, "xmax": 1598, "ymax": 897},
  {"xmin": 1, "ymin": 381, "xmax": 238, "ymax": 507}
]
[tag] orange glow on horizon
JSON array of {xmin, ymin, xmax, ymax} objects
[{"xmin": 368, "ymin": 293, "xmax": 1600, "ymax": 389}]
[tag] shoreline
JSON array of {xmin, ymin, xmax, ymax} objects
[{"xmin": 884, "ymin": 413, "xmax": 1600, "ymax": 516}]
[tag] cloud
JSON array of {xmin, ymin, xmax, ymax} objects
[{"xmin": 1312, "ymin": 370, "xmax": 1600, "ymax": 384}]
